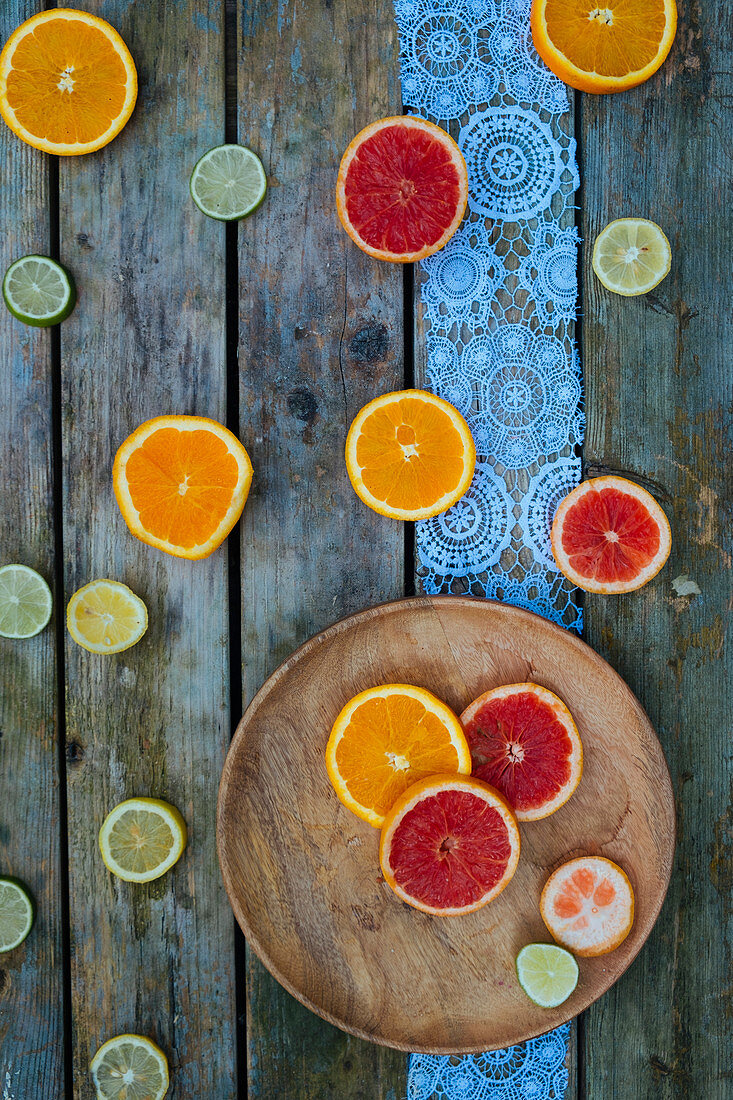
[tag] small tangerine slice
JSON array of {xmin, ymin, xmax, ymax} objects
[{"xmin": 541, "ymin": 856, "xmax": 634, "ymax": 956}]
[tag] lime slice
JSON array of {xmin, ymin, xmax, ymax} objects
[
  {"xmin": 0, "ymin": 878, "xmax": 35, "ymax": 952},
  {"xmin": 516, "ymin": 943, "xmax": 579, "ymax": 1007},
  {"xmin": 0, "ymin": 564, "xmax": 53, "ymax": 638},
  {"xmin": 91, "ymin": 1034, "xmax": 169, "ymax": 1100},
  {"xmin": 190, "ymin": 144, "xmax": 267, "ymax": 221},
  {"xmin": 3, "ymin": 255, "xmax": 76, "ymax": 326},
  {"xmin": 66, "ymin": 579, "xmax": 147, "ymax": 655},
  {"xmin": 592, "ymin": 218, "xmax": 671, "ymax": 296},
  {"xmin": 99, "ymin": 798, "xmax": 187, "ymax": 883}
]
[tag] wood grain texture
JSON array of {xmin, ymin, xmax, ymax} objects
[
  {"xmin": 0, "ymin": 3, "xmax": 64, "ymax": 1095},
  {"xmin": 580, "ymin": 2, "xmax": 733, "ymax": 1094},
  {"xmin": 219, "ymin": 596, "xmax": 675, "ymax": 1053},
  {"xmin": 57, "ymin": 2, "xmax": 236, "ymax": 1096},
  {"xmin": 236, "ymin": 0, "xmax": 406, "ymax": 1094}
]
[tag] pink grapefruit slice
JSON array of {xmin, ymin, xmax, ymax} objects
[
  {"xmin": 551, "ymin": 475, "xmax": 671, "ymax": 594},
  {"xmin": 541, "ymin": 856, "xmax": 635, "ymax": 957},
  {"xmin": 460, "ymin": 683, "xmax": 582, "ymax": 821},
  {"xmin": 336, "ymin": 116, "xmax": 468, "ymax": 263},
  {"xmin": 379, "ymin": 774, "xmax": 520, "ymax": 916}
]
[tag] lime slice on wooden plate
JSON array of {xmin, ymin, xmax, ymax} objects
[
  {"xmin": 91, "ymin": 1034, "xmax": 169, "ymax": 1100},
  {"xmin": 99, "ymin": 797, "xmax": 187, "ymax": 883},
  {"xmin": 516, "ymin": 943, "xmax": 579, "ymax": 1007},
  {"xmin": 66, "ymin": 579, "xmax": 147, "ymax": 655},
  {"xmin": 0, "ymin": 877, "xmax": 35, "ymax": 952},
  {"xmin": 190, "ymin": 144, "xmax": 267, "ymax": 220},
  {"xmin": 592, "ymin": 218, "xmax": 671, "ymax": 296},
  {"xmin": 0, "ymin": 564, "xmax": 53, "ymax": 638},
  {"xmin": 3, "ymin": 255, "xmax": 76, "ymax": 326}
]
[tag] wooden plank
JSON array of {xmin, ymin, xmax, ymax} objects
[
  {"xmin": 237, "ymin": 0, "xmax": 406, "ymax": 1095},
  {"xmin": 57, "ymin": 3, "xmax": 236, "ymax": 1096},
  {"xmin": 581, "ymin": 3, "xmax": 732, "ymax": 1094},
  {"xmin": 0, "ymin": 4, "xmax": 65, "ymax": 1096}
]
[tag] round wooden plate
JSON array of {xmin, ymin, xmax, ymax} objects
[{"xmin": 217, "ymin": 596, "xmax": 675, "ymax": 1053}]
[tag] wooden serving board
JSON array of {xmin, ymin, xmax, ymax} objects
[{"xmin": 217, "ymin": 596, "xmax": 675, "ymax": 1053}]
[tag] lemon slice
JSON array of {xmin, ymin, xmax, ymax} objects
[
  {"xmin": 592, "ymin": 218, "xmax": 671, "ymax": 296},
  {"xmin": 91, "ymin": 1034, "xmax": 169, "ymax": 1100},
  {"xmin": 67, "ymin": 579, "xmax": 147, "ymax": 654},
  {"xmin": 0, "ymin": 878, "xmax": 35, "ymax": 952},
  {"xmin": 516, "ymin": 943, "xmax": 579, "ymax": 1008},
  {"xmin": 0, "ymin": 564, "xmax": 53, "ymax": 638},
  {"xmin": 99, "ymin": 798, "xmax": 187, "ymax": 883}
]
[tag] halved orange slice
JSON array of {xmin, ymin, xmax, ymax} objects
[
  {"xmin": 0, "ymin": 9, "xmax": 137, "ymax": 155},
  {"xmin": 531, "ymin": 0, "xmax": 677, "ymax": 95},
  {"xmin": 345, "ymin": 389, "xmax": 476, "ymax": 521},
  {"xmin": 541, "ymin": 856, "xmax": 634, "ymax": 956},
  {"xmin": 336, "ymin": 116, "xmax": 468, "ymax": 263},
  {"xmin": 325, "ymin": 684, "xmax": 471, "ymax": 828},
  {"xmin": 113, "ymin": 416, "xmax": 253, "ymax": 560}
]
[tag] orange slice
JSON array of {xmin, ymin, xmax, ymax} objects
[
  {"xmin": 113, "ymin": 416, "xmax": 253, "ymax": 560},
  {"xmin": 325, "ymin": 684, "xmax": 472, "ymax": 828},
  {"xmin": 336, "ymin": 116, "xmax": 468, "ymax": 263},
  {"xmin": 531, "ymin": 0, "xmax": 677, "ymax": 94},
  {"xmin": 541, "ymin": 856, "xmax": 635, "ymax": 956},
  {"xmin": 345, "ymin": 389, "xmax": 476, "ymax": 521},
  {"xmin": 380, "ymin": 774, "xmax": 521, "ymax": 916},
  {"xmin": 0, "ymin": 9, "xmax": 137, "ymax": 155},
  {"xmin": 551, "ymin": 475, "xmax": 671, "ymax": 594}
]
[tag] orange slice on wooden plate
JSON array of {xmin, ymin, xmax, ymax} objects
[
  {"xmin": 336, "ymin": 116, "xmax": 468, "ymax": 263},
  {"xmin": 113, "ymin": 415, "xmax": 253, "ymax": 560},
  {"xmin": 551, "ymin": 475, "xmax": 671, "ymax": 594},
  {"xmin": 325, "ymin": 684, "xmax": 471, "ymax": 828},
  {"xmin": 380, "ymin": 774, "xmax": 521, "ymax": 916},
  {"xmin": 345, "ymin": 389, "xmax": 476, "ymax": 521},
  {"xmin": 531, "ymin": 0, "xmax": 677, "ymax": 94},
  {"xmin": 541, "ymin": 856, "xmax": 635, "ymax": 956},
  {"xmin": 0, "ymin": 9, "xmax": 137, "ymax": 155}
]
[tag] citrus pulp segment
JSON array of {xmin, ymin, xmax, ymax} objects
[
  {"xmin": 336, "ymin": 116, "xmax": 468, "ymax": 262},
  {"xmin": 325, "ymin": 684, "xmax": 471, "ymax": 828},
  {"xmin": 99, "ymin": 798, "xmax": 187, "ymax": 883},
  {"xmin": 345, "ymin": 390, "xmax": 476, "ymax": 521},
  {"xmin": 541, "ymin": 856, "xmax": 634, "ymax": 956},
  {"xmin": 460, "ymin": 683, "xmax": 582, "ymax": 821},
  {"xmin": 66, "ymin": 579, "xmax": 147, "ymax": 655},
  {"xmin": 190, "ymin": 144, "xmax": 267, "ymax": 221},
  {"xmin": 3, "ymin": 255, "xmax": 75, "ymax": 326},
  {"xmin": 91, "ymin": 1034, "xmax": 169, "ymax": 1100},
  {"xmin": 113, "ymin": 415, "xmax": 253, "ymax": 559},
  {"xmin": 592, "ymin": 219, "xmax": 671, "ymax": 296},
  {"xmin": 0, "ymin": 9, "xmax": 137, "ymax": 155},
  {"xmin": 379, "ymin": 774, "xmax": 520, "ymax": 915},
  {"xmin": 531, "ymin": 0, "xmax": 677, "ymax": 94},
  {"xmin": 551, "ymin": 475, "xmax": 671, "ymax": 593},
  {"xmin": 0, "ymin": 564, "xmax": 52, "ymax": 638},
  {"xmin": 516, "ymin": 943, "xmax": 579, "ymax": 1007},
  {"xmin": 0, "ymin": 878, "xmax": 35, "ymax": 952}
]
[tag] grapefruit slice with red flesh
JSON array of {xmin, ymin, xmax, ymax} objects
[
  {"xmin": 540, "ymin": 856, "xmax": 635, "ymax": 957},
  {"xmin": 379, "ymin": 774, "xmax": 520, "ymax": 916},
  {"xmin": 460, "ymin": 683, "xmax": 582, "ymax": 822},
  {"xmin": 551, "ymin": 475, "xmax": 671, "ymax": 594},
  {"xmin": 336, "ymin": 116, "xmax": 468, "ymax": 263}
]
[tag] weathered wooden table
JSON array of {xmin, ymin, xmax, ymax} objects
[{"xmin": 1, "ymin": 1, "xmax": 730, "ymax": 1097}]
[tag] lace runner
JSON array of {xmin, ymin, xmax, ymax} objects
[{"xmin": 393, "ymin": 0, "xmax": 581, "ymax": 1094}]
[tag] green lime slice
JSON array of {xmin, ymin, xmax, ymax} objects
[
  {"xmin": 3, "ymin": 255, "xmax": 76, "ymax": 326},
  {"xmin": 0, "ymin": 878, "xmax": 35, "ymax": 952},
  {"xmin": 516, "ymin": 943, "xmax": 579, "ymax": 1008},
  {"xmin": 190, "ymin": 144, "xmax": 267, "ymax": 221},
  {"xmin": 0, "ymin": 564, "xmax": 53, "ymax": 638}
]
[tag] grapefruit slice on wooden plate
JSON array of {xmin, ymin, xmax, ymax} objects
[
  {"xmin": 336, "ymin": 116, "xmax": 468, "ymax": 262},
  {"xmin": 541, "ymin": 856, "xmax": 635, "ymax": 956},
  {"xmin": 551, "ymin": 475, "xmax": 671, "ymax": 594},
  {"xmin": 460, "ymin": 683, "xmax": 583, "ymax": 821},
  {"xmin": 380, "ymin": 774, "xmax": 520, "ymax": 916}
]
